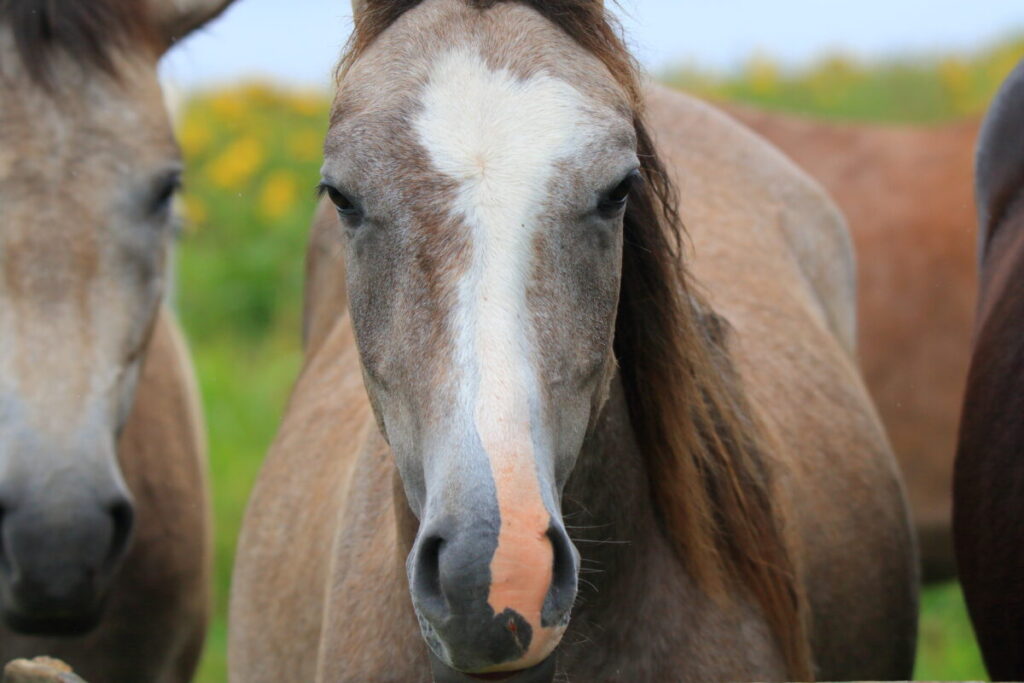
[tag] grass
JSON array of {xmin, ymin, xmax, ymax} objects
[
  {"xmin": 916, "ymin": 583, "xmax": 986, "ymax": 681},
  {"xmin": 170, "ymin": 37, "xmax": 1024, "ymax": 683},
  {"xmin": 188, "ymin": 337, "xmax": 302, "ymax": 683}
]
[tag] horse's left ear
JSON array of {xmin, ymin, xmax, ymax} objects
[{"xmin": 149, "ymin": 0, "xmax": 237, "ymax": 49}]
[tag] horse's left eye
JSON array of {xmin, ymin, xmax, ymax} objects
[
  {"xmin": 318, "ymin": 182, "xmax": 363, "ymax": 222},
  {"xmin": 598, "ymin": 169, "xmax": 641, "ymax": 216},
  {"xmin": 149, "ymin": 172, "xmax": 181, "ymax": 217}
]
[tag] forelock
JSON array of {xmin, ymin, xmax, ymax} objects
[{"xmin": 0, "ymin": 0, "xmax": 158, "ymax": 88}]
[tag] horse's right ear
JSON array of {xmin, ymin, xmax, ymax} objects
[{"xmin": 149, "ymin": 0, "xmax": 237, "ymax": 50}]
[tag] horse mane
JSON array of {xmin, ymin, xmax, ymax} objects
[
  {"xmin": 0, "ymin": 0, "xmax": 158, "ymax": 87},
  {"xmin": 341, "ymin": 1, "xmax": 812, "ymax": 678}
]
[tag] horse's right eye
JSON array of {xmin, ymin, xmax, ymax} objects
[
  {"xmin": 320, "ymin": 183, "xmax": 362, "ymax": 219},
  {"xmin": 149, "ymin": 171, "xmax": 181, "ymax": 218}
]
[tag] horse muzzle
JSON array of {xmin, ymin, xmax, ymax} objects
[
  {"xmin": 408, "ymin": 510, "xmax": 578, "ymax": 679},
  {"xmin": 0, "ymin": 467, "xmax": 134, "ymax": 635}
]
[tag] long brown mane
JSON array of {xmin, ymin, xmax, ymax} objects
[
  {"xmin": 341, "ymin": 1, "xmax": 812, "ymax": 678},
  {"xmin": 0, "ymin": 0, "xmax": 158, "ymax": 86}
]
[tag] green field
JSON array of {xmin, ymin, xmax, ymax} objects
[{"xmin": 173, "ymin": 38, "xmax": 1024, "ymax": 682}]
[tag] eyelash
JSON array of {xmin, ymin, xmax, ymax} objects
[
  {"xmin": 317, "ymin": 183, "xmax": 362, "ymax": 219},
  {"xmin": 598, "ymin": 169, "xmax": 641, "ymax": 216}
]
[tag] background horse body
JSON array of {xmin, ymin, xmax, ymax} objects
[
  {"xmin": 724, "ymin": 105, "xmax": 978, "ymax": 581},
  {"xmin": 230, "ymin": 1, "xmax": 916, "ymax": 681},
  {"xmin": 954, "ymin": 57, "xmax": 1024, "ymax": 681},
  {"xmin": 0, "ymin": 1, "xmax": 232, "ymax": 679}
]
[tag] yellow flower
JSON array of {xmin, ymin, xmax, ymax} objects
[
  {"xmin": 745, "ymin": 53, "xmax": 779, "ymax": 96},
  {"xmin": 259, "ymin": 170, "xmax": 299, "ymax": 220},
  {"xmin": 241, "ymin": 82, "xmax": 279, "ymax": 105},
  {"xmin": 938, "ymin": 57, "xmax": 972, "ymax": 115},
  {"xmin": 207, "ymin": 137, "xmax": 265, "ymax": 190},
  {"xmin": 290, "ymin": 91, "xmax": 328, "ymax": 117},
  {"xmin": 179, "ymin": 116, "xmax": 212, "ymax": 159},
  {"xmin": 287, "ymin": 130, "xmax": 323, "ymax": 162},
  {"xmin": 208, "ymin": 92, "xmax": 246, "ymax": 123}
]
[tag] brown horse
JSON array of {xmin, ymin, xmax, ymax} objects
[
  {"xmin": 230, "ymin": 1, "xmax": 917, "ymax": 680},
  {"xmin": 954, "ymin": 56, "xmax": 1024, "ymax": 681},
  {"xmin": 723, "ymin": 105, "xmax": 979, "ymax": 582},
  {"xmin": 0, "ymin": 1, "xmax": 231, "ymax": 680}
]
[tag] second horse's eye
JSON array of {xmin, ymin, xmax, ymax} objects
[
  {"xmin": 320, "ymin": 183, "xmax": 362, "ymax": 218},
  {"xmin": 598, "ymin": 169, "xmax": 641, "ymax": 216},
  {"xmin": 150, "ymin": 172, "xmax": 181, "ymax": 217}
]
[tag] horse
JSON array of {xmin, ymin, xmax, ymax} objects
[
  {"xmin": 953, "ymin": 56, "xmax": 1024, "ymax": 681},
  {"xmin": 722, "ymin": 105, "xmax": 979, "ymax": 582},
  {"xmin": 229, "ymin": 1, "xmax": 918, "ymax": 680},
  {"xmin": 300, "ymin": 43, "xmax": 981, "ymax": 590},
  {"xmin": 0, "ymin": 1, "xmax": 231, "ymax": 680}
]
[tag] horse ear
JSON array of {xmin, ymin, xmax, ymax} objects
[{"xmin": 149, "ymin": 0, "xmax": 236, "ymax": 49}]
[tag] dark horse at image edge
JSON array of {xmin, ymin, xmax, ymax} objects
[{"xmin": 954, "ymin": 55, "xmax": 1024, "ymax": 682}]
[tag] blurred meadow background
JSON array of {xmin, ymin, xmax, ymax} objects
[{"xmin": 161, "ymin": 3, "xmax": 1024, "ymax": 681}]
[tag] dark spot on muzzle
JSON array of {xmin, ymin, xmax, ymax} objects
[{"xmin": 410, "ymin": 518, "xmax": 577, "ymax": 673}]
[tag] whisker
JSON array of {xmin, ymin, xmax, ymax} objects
[
  {"xmin": 563, "ymin": 522, "xmax": 613, "ymax": 531},
  {"xmin": 570, "ymin": 537, "xmax": 629, "ymax": 545}
]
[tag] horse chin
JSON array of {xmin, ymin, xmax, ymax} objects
[
  {"xmin": 427, "ymin": 649, "xmax": 557, "ymax": 683},
  {"xmin": 0, "ymin": 598, "xmax": 105, "ymax": 637}
]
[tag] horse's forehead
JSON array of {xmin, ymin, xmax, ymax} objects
[
  {"xmin": 336, "ymin": 0, "xmax": 629, "ymax": 131},
  {"xmin": 0, "ymin": 37, "xmax": 177, "ymax": 235},
  {"xmin": 328, "ymin": 16, "xmax": 634, "ymax": 210},
  {"xmin": 0, "ymin": 32, "xmax": 174, "ymax": 170}
]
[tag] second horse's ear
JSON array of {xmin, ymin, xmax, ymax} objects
[{"xmin": 149, "ymin": 0, "xmax": 237, "ymax": 50}]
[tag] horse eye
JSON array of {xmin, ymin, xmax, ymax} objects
[
  {"xmin": 150, "ymin": 172, "xmax": 181, "ymax": 217},
  {"xmin": 322, "ymin": 184, "xmax": 361, "ymax": 218},
  {"xmin": 598, "ymin": 169, "xmax": 641, "ymax": 215}
]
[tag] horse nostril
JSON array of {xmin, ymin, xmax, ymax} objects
[
  {"xmin": 105, "ymin": 499, "xmax": 134, "ymax": 569},
  {"xmin": 545, "ymin": 525, "xmax": 578, "ymax": 622},
  {"xmin": 412, "ymin": 534, "xmax": 446, "ymax": 618}
]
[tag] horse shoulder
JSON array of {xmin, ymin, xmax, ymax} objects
[
  {"xmin": 643, "ymin": 86, "xmax": 917, "ymax": 679},
  {"xmin": 118, "ymin": 306, "xmax": 209, "ymax": 589},
  {"xmin": 312, "ymin": 436, "xmax": 429, "ymax": 683},
  {"xmin": 229, "ymin": 316, "xmax": 371, "ymax": 682}
]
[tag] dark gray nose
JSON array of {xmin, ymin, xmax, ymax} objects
[
  {"xmin": 409, "ymin": 516, "xmax": 577, "ymax": 675},
  {"xmin": 0, "ymin": 486, "xmax": 134, "ymax": 635}
]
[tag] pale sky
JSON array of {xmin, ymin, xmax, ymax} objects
[{"xmin": 160, "ymin": 0, "xmax": 1024, "ymax": 89}]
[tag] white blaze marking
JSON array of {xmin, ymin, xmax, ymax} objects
[{"xmin": 415, "ymin": 48, "xmax": 589, "ymax": 667}]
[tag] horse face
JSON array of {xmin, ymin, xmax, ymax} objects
[
  {"xmin": 324, "ymin": 7, "xmax": 636, "ymax": 674},
  {"xmin": 0, "ymin": 8, "xmax": 196, "ymax": 634}
]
